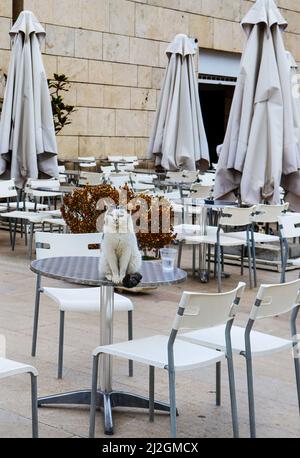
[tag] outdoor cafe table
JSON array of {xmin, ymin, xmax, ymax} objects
[{"xmin": 30, "ymin": 257, "xmax": 187, "ymax": 435}]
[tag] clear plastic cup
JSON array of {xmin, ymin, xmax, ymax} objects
[{"xmin": 160, "ymin": 248, "xmax": 177, "ymax": 272}]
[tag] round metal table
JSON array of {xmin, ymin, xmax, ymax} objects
[{"xmin": 30, "ymin": 257, "xmax": 187, "ymax": 435}]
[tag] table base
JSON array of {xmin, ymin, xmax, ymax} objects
[{"xmin": 38, "ymin": 389, "xmax": 171, "ymax": 435}]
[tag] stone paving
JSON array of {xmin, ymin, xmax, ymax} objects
[{"xmin": 0, "ymin": 230, "xmax": 299, "ymax": 438}]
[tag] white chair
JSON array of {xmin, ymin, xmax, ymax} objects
[
  {"xmin": 0, "ymin": 357, "xmax": 38, "ymax": 437},
  {"xmin": 226, "ymin": 203, "xmax": 289, "ymax": 286},
  {"xmin": 0, "ymin": 179, "xmax": 48, "ymax": 213},
  {"xmin": 181, "ymin": 279, "xmax": 300, "ymax": 438},
  {"xmin": 32, "ymin": 232, "xmax": 134, "ymax": 379},
  {"xmin": 175, "ymin": 224, "xmax": 220, "ymax": 277},
  {"xmin": 58, "ymin": 165, "xmax": 67, "ymax": 184},
  {"xmin": 279, "ymin": 213, "xmax": 300, "ymax": 283},
  {"xmin": 79, "ymin": 172, "xmax": 104, "ymax": 186},
  {"xmin": 189, "ymin": 183, "xmax": 213, "ymax": 201},
  {"xmin": 78, "ymin": 156, "xmax": 97, "ymax": 169},
  {"xmin": 198, "ymin": 173, "xmax": 215, "ymax": 187},
  {"xmin": 25, "ymin": 179, "xmax": 62, "ymax": 210},
  {"xmin": 89, "ymin": 283, "xmax": 246, "ymax": 439},
  {"xmin": 177, "ymin": 207, "xmax": 256, "ymax": 292},
  {"xmin": 101, "ymin": 165, "xmax": 115, "ymax": 174},
  {"xmin": 109, "ymin": 174, "xmax": 131, "ymax": 189}
]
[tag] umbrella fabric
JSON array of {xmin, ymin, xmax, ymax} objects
[
  {"xmin": 148, "ymin": 34, "xmax": 209, "ymax": 172},
  {"xmin": 214, "ymin": 0, "xmax": 299, "ymax": 205},
  {"xmin": 0, "ymin": 10, "xmax": 58, "ymax": 188},
  {"xmin": 281, "ymin": 53, "xmax": 300, "ymax": 211}
]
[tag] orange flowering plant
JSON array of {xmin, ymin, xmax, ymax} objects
[{"xmin": 61, "ymin": 184, "xmax": 176, "ymax": 252}]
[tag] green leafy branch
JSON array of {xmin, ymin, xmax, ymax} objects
[{"xmin": 48, "ymin": 73, "xmax": 76, "ymax": 135}]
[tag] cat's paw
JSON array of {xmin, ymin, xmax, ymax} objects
[{"xmin": 112, "ymin": 275, "xmax": 122, "ymax": 285}]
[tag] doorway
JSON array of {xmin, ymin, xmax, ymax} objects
[{"xmin": 199, "ymin": 83, "xmax": 235, "ymax": 165}]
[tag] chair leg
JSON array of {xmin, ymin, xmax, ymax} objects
[
  {"xmin": 217, "ymin": 244, "xmax": 222, "ymax": 293},
  {"xmin": 12, "ymin": 219, "xmax": 17, "ymax": 251},
  {"xmin": 58, "ymin": 311, "xmax": 65, "ymax": 380},
  {"xmin": 293, "ymin": 357, "xmax": 300, "ymax": 416},
  {"xmin": 251, "ymin": 230, "xmax": 257, "ymax": 288},
  {"xmin": 168, "ymin": 369, "xmax": 177, "ymax": 438},
  {"xmin": 226, "ymin": 354, "xmax": 239, "ymax": 438},
  {"xmin": 241, "ymin": 247, "xmax": 244, "ymax": 276},
  {"xmin": 192, "ymin": 245, "xmax": 196, "ymax": 277},
  {"xmin": 29, "ymin": 222, "xmax": 34, "ymax": 260},
  {"xmin": 30, "ymin": 373, "xmax": 38, "ymax": 439},
  {"xmin": 89, "ymin": 354, "xmax": 100, "ymax": 438},
  {"xmin": 128, "ymin": 311, "xmax": 133, "ymax": 378},
  {"xmin": 177, "ymin": 242, "xmax": 183, "ymax": 268},
  {"xmin": 31, "ymin": 274, "xmax": 41, "ymax": 357},
  {"xmin": 247, "ymin": 240, "xmax": 253, "ymax": 289},
  {"xmin": 149, "ymin": 366, "xmax": 155, "ymax": 423},
  {"xmin": 245, "ymin": 355, "xmax": 256, "ymax": 438},
  {"xmin": 216, "ymin": 362, "xmax": 221, "ymax": 406}
]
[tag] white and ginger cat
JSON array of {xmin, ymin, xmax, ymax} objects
[{"xmin": 99, "ymin": 206, "xmax": 142, "ymax": 285}]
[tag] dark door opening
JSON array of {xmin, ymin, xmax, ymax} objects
[{"xmin": 199, "ymin": 83, "xmax": 235, "ymax": 166}]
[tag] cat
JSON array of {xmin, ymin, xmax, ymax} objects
[{"xmin": 99, "ymin": 206, "xmax": 142, "ymax": 286}]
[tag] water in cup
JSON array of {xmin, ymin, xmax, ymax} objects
[{"xmin": 160, "ymin": 248, "xmax": 177, "ymax": 271}]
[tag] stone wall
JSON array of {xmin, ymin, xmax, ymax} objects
[{"xmin": 0, "ymin": 0, "xmax": 300, "ymax": 159}]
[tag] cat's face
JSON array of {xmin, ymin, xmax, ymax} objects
[{"xmin": 104, "ymin": 207, "xmax": 133, "ymax": 234}]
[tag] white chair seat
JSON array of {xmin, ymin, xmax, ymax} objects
[
  {"xmin": 93, "ymin": 335, "xmax": 224, "ymax": 371},
  {"xmin": 43, "ymin": 287, "xmax": 134, "ymax": 313},
  {"xmin": 183, "ymin": 234, "xmax": 246, "ymax": 247},
  {"xmin": 3, "ymin": 201, "xmax": 48, "ymax": 211},
  {"xmin": 0, "ymin": 211, "xmax": 46, "ymax": 223},
  {"xmin": 288, "ymin": 258, "xmax": 300, "ymax": 266},
  {"xmin": 0, "ymin": 358, "xmax": 38, "ymax": 380},
  {"xmin": 226, "ymin": 231, "xmax": 280, "ymax": 243},
  {"xmin": 181, "ymin": 325, "xmax": 292, "ymax": 357},
  {"xmin": 43, "ymin": 218, "xmax": 66, "ymax": 227}
]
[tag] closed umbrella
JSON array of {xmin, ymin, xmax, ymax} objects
[
  {"xmin": 214, "ymin": 0, "xmax": 299, "ymax": 205},
  {"xmin": 281, "ymin": 53, "xmax": 300, "ymax": 211},
  {"xmin": 148, "ymin": 34, "xmax": 209, "ymax": 172},
  {"xmin": 0, "ymin": 10, "xmax": 58, "ymax": 188}
]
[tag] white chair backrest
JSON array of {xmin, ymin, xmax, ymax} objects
[
  {"xmin": 219, "ymin": 206, "xmax": 256, "ymax": 227},
  {"xmin": 58, "ymin": 166, "xmax": 66, "ymax": 173},
  {"xmin": 101, "ymin": 165, "xmax": 115, "ymax": 174},
  {"xmin": 250, "ymin": 279, "xmax": 300, "ymax": 320},
  {"xmin": 125, "ymin": 156, "xmax": 138, "ymax": 163},
  {"xmin": 0, "ymin": 180, "xmax": 17, "ymax": 199},
  {"xmin": 78, "ymin": 156, "xmax": 96, "ymax": 162},
  {"xmin": 181, "ymin": 171, "xmax": 199, "ymax": 183},
  {"xmin": 173, "ymin": 283, "xmax": 246, "ymax": 331},
  {"xmin": 278, "ymin": 214, "xmax": 300, "ymax": 239},
  {"xmin": 131, "ymin": 174, "xmax": 155, "ymax": 183},
  {"xmin": 190, "ymin": 184, "xmax": 213, "ymax": 199},
  {"xmin": 252, "ymin": 203, "xmax": 289, "ymax": 224},
  {"xmin": 107, "ymin": 155, "xmax": 123, "ymax": 162},
  {"xmin": 167, "ymin": 172, "xmax": 182, "ymax": 181},
  {"xmin": 28, "ymin": 179, "xmax": 60, "ymax": 191},
  {"xmin": 118, "ymin": 163, "xmax": 135, "ymax": 172},
  {"xmin": 80, "ymin": 172, "xmax": 104, "ymax": 186},
  {"xmin": 35, "ymin": 232, "xmax": 102, "ymax": 259},
  {"xmin": 199, "ymin": 173, "xmax": 215, "ymax": 187},
  {"xmin": 109, "ymin": 175, "xmax": 130, "ymax": 188}
]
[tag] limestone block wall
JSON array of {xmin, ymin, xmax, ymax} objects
[{"xmin": 0, "ymin": 0, "xmax": 299, "ymax": 159}]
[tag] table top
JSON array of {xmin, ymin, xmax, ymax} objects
[
  {"xmin": 34, "ymin": 185, "xmax": 76, "ymax": 194},
  {"xmin": 172, "ymin": 198, "xmax": 238, "ymax": 209},
  {"xmin": 31, "ymin": 257, "xmax": 187, "ymax": 287}
]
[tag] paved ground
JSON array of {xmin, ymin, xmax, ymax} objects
[{"xmin": 0, "ymin": 229, "xmax": 299, "ymax": 438}]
